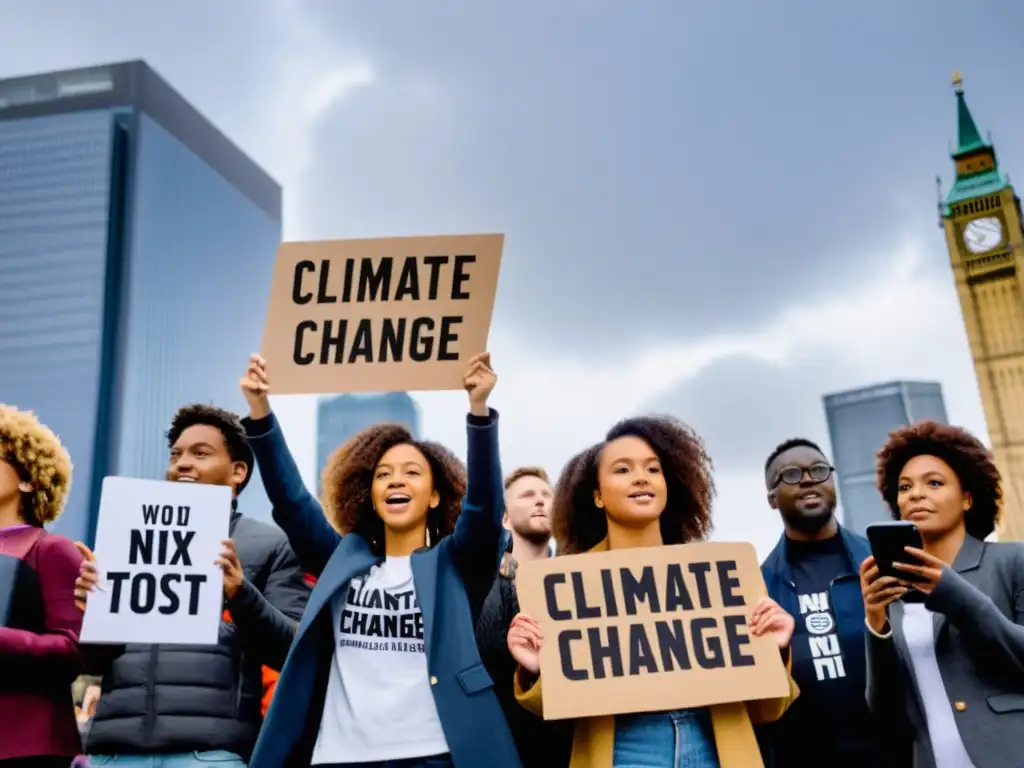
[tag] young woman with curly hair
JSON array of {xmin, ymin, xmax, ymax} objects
[
  {"xmin": 0, "ymin": 404, "xmax": 84, "ymax": 767},
  {"xmin": 238, "ymin": 352, "xmax": 521, "ymax": 768},
  {"xmin": 507, "ymin": 416, "xmax": 800, "ymax": 768},
  {"xmin": 861, "ymin": 420, "xmax": 1024, "ymax": 768}
]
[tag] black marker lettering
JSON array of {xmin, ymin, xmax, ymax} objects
[
  {"xmin": 654, "ymin": 619, "xmax": 692, "ymax": 671},
  {"xmin": 451, "ymin": 255, "xmax": 474, "ymax": 299},
  {"xmin": 627, "ymin": 623, "xmax": 658, "ymax": 675},
  {"xmin": 294, "ymin": 320, "xmax": 316, "ymax": 365},
  {"xmin": 586, "ymin": 626, "xmax": 623, "ymax": 679},
  {"xmin": 559, "ymin": 630, "xmax": 587, "ymax": 681},
  {"xmin": 543, "ymin": 573, "xmax": 572, "ymax": 621},
  {"xmin": 107, "ymin": 571, "xmax": 130, "ymax": 613},
  {"xmin": 599, "ymin": 568, "xmax": 619, "ymax": 617},
  {"xmin": 723, "ymin": 615, "xmax": 755, "ymax": 667},
  {"xmin": 688, "ymin": 562, "xmax": 713, "ymax": 609},
  {"xmin": 422, "ymin": 255, "xmax": 448, "ymax": 300},
  {"xmin": 159, "ymin": 574, "xmax": 181, "ymax": 615},
  {"xmin": 572, "ymin": 571, "xmax": 601, "ymax": 619},
  {"xmin": 437, "ymin": 316, "xmax": 461, "ymax": 361},
  {"xmin": 716, "ymin": 560, "xmax": 745, "ymax": 607},
  {"xmin": 130, "ymin": 572, "xmax": 156, "ymax": 614},
  {"xmin": 621, "ymin": 565, "xmax": 661, "ymax": 615},
  {"xmin": 692, "ymin": 617, "xmax": 725, "ymax": 669},
  {"xmin": 317, "ymin": 259, "xmax": 337, "ymax": 303},
  {"xmin": 292, "ymin": 260, "xmax": 315, "ymax": 305}
]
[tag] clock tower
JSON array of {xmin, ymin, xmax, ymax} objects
[{"xmin": 941, "ymin": 72, "xmax": 1024, "ymax": 541}]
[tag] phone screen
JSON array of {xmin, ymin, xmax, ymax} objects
[{"xmin": 866, "ymin": 522, "xmax": 926, "ymax": 583}]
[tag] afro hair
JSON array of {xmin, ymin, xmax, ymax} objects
[
  {"xmin": 0, "ymin": 404, "xmax": 73, "ymax": 525},
  {"xmin": 320, "ymin": 423, "xmax": 467, "ymax": 553},
  {"xmin": 876, "ymin": 420, "xmax": 1001, "ymax": 540},
  {"xmin": 552, "ymin": 416, "xmax": 716, "ymax": 555}
]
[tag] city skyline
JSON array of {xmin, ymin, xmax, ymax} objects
[
  {"xmin": 823, "ymin": 381, "xmax": 949, "ymax": 536},
  {"xmin": 316, "ymin": 392, "xmax": 421, "ymax": 495},
  {"xmin": 0, "ymin": 60, "xmax": 281, "ymax": 542},
  {"xmin": 2, "ymin": 1, "xmax": 1021, "ymax": 557}
]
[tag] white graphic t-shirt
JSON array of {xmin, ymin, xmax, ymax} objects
[{"xmin": 311, "ymin": 556, "xmax": 449, "ymax": 764}]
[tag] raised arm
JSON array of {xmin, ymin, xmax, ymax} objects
[
  {"xmin": 241, "ymin": 353, "xmax": 341, "ymax": 576},
  {"xmin": 0, "ymin": 535, "xmax": 84, "ymax": 684},
  {"xmin": 449, "ymin": 353, "xmax": 504, "ymax": 613}
]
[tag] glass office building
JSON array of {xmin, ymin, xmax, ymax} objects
[
  {"xmin": 0, "ymin": 62, "xmax": 281, "ymax": 543},
  {"xmin": 316, "ymin": 393, "xmax": 421, "ymax": 494},
  {"xmin": 823, "ymin": 381, "xmax": 948, "ymax": 536}
]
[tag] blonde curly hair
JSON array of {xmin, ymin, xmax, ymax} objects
[{"xmin": 0, "ymin": 404, "xmax": 72, "ymax": 525}]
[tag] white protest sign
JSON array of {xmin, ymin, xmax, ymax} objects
[{"xmin": 80, "ymin": 477, "xmax": 230, "ymax": 645}]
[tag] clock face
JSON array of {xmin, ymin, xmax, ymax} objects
[{"xmin": 963, "ymin": 216, "xmax": 1004, "ymax": 254}]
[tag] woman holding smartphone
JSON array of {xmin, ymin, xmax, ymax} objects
[
  {"xmin": 508, "ymin": 416, "xmax": 799, "ymax": 768},
  {"xmin": 860, "ymin": 420, "xmax": 1024, "ymax": 768}
]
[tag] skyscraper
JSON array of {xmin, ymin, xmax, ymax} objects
[
  {"xmin": 823, "ymin": 381, "xmax": 948, "ymax": 536},
  {"xmin": 316, "ymin": 393, "xmax": 421, "ymax": 493},
  {"xmin": 939, "ymin": 72, "xmax": 1024, "ymax": 541},
  {"xmin": 0, "ymin": 61, "xmax": 281, "ymax": 543}
]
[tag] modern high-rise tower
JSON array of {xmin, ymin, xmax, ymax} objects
[
  {"xmin": 939, "ymin": 73, "xmax": 1024, "ymax": 541},
  {"xmin": 0, "ymin": 61, "xmax": 282, "ymax": 542},
  {"xmin": 824, "ymin": 381, "xmax": 949, "ymax": 536},
  {"xmin": 316, "ymin": 393, "xmax": 421, "ymax": 494}
]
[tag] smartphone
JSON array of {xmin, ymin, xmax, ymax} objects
[{"xmin": 866, "ymin": 521, "xmax": 927, "ymax": 583}]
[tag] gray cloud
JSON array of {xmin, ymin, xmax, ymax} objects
[
  {"xmin": 639, "ymin": 352, "xmax": 858, "ymax": 476},
  {"xmin": 286, "ymin": 0, "xmax": 1024, "ymax": 359},
  {"xmin": 7, "ymin": 0, "xmax": 1024, "ymax": 362}
]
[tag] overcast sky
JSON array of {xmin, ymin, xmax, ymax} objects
[{"xmin": 5, "ymin": 0, "xmax": 1023, "ymax": 557}]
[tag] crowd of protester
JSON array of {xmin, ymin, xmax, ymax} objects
[{"xmin": 1, "ymin": 351, "xmax": 1021, "ymax": 768}]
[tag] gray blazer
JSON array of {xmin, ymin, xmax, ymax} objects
[{"xmin": 865, "ymin": 535, "xmax": 1024, "ymax": 768}]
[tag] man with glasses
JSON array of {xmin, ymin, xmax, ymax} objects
[{"xmin": 757, "ymin": 439, "xmax": 907, "ymax": 768}]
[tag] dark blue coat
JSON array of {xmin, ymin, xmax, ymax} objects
[
  {"xmin": 243, "ymin": 410, "xmax": 521, "ymax": 768},
  {"xmin": 758, "ymin": 526, "xmax": 911, "ymax": 767},
  {"xmin": 761, "ymin": 525, "xmax": 871, "ymax": 662}
]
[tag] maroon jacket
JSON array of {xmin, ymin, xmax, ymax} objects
[{"xmin": 0, "ymin": 526, "xmax": 85, "ymax": 759}]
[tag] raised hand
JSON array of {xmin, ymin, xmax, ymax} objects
[
  {"xmin": 216, "ymin": 539, "xmax": 245, "ymax": 600},
  {"xmin": 507, "ymin": 612, "xmax": 543, "ymax": 674},
  {"xmin": 463, "ymin": 352, "xmax": 496, "ymax": 417},
  {"xmin": 240, "ymin": 353, "xmax": 271, "ymax": 420},
  {"xmin": 749, "ymin": 596, "xmax": 795, "ymax": 649},
  {"xmin": 73, "ymin": 541, "xmax": 98, "ymax": 613},
  {"xmin": 860, "ymin": 555, "xmax": 908, "ymax": 634}
]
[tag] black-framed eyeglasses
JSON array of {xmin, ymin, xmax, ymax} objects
[{"xmin": 773, "ymin": 462, "xmax": 834, "ymax": 488}]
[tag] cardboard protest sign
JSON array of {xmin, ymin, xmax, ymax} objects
[
  {"xmin": 260, "ymin": 233, "xmax": 504, "ymax": 395},
  {"xmin": 515, "ymin": 542, "xmax": 791, "ymax": 720},
  {"xmin": 80, "ymin": 477, "xmax": 230, "ymax": 645}
]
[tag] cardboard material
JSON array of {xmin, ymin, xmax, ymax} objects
[
  {"xmin": 261, "ymin": 233, "xmax": 503, "ymax": 395},
  {"xmin": 515, "ymin": 541, "xmax": 791, "ymax": 720}
]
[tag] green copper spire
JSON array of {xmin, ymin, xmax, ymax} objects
[
  {"xmin": 944, "ymin": 71, "xmax": 1008, "ymax": 211},
  {"xmin": 953, "ymin": 71, "xmax": 986, "ymax": 155}
]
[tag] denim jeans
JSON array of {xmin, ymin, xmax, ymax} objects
[
  {"xmin": 322, "ymin": 755, "xmax": 453, "ymax": 768},
  {"xmin": 613, "ymin": 708, "xmax": 720, "ymax": 768},
  {"xmin": 86, "ymin": 751, "xmax": 245, "ymax": 768}
]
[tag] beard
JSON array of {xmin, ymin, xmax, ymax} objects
[
  {"xmin": 781, "ymin": 504, "xmax": 835, "ymax": 535},
  {"xmin": 512, "ymin": 519, "xmax": 552, "ymax": 545}
]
